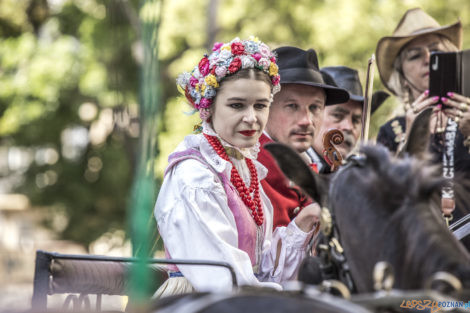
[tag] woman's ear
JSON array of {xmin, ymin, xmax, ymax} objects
[{"xmin": 208, "ymin": 107, "xmax": 214, "ymax": 124}]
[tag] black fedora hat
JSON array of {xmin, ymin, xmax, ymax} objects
[
  {"xmin": 274, "ymin": 46, "xmax": 349, "ymax": 105},
  {"xmin": 321, "ymin": 68, "xmax": 390, "ymax": 114},
  {"xmin": 321, "ymin": 67, "xmax": 390, "ymax": 114},
  {"xmin": 321, "ymin": 66, "xmax": 364, "ymax": 103}
]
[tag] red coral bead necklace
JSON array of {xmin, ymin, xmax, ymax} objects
[{"xmin": 204, "ymin": 133, "xmax": 264, "ymax": 226}]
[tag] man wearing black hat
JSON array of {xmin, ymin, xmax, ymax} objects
[
  {"xmin": 307, "ymin": 67, "xmax": 389, "ymax": 173},
  {"xmin": 257, "ymin": 47, "xmax": 349, "ymax": 229},
  {"xmin": 308, "ymin": 66, "xmax": 364, "ymax": 174}
]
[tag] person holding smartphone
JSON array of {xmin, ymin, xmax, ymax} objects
[
  {"xmin": 375, "ymin": 8, "xmax": 468, "ymax": 149},
  {"xmin": 375, "ymin": 8, "xmax": 470, "ymax": 249}
]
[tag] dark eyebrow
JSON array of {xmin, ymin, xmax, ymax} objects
[
  {"xmin": 331, "ymin": 106, "xmax": 349, "ymax": 114},
  {"xmin": 227, "ymin": 97, "xmax": 270, "ymax": 102},
  {"xmin": 283, "ymin": 97, "xmax": 324, "ymax": 106},
  {"xmin": 352, "ymin": 113, "xmax": 362, "ymax": 120},
  {"xmin": 406, "ymin": 41, "xmax": 440, "ymax": 53}
]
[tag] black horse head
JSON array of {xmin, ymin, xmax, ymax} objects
[{"xmin": 265, "ymin": 108, "xmax": 470, "ymax": 293}]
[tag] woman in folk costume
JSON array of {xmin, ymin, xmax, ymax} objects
[
  {"xmin": 154, "ymin": 37, "xmax": 319, "ymax": 297},
  {"xmin": 375, "ymin": 8, "xmax": 470, "ymax": 247}
]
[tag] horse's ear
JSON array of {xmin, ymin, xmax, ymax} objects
[
  {"xmin": 397, "ymin": 108, "xmax": 432, "ymax": 158},
  {"xmin": 264, "ymin": 143, "xmax": 328, "ymax": 206}
]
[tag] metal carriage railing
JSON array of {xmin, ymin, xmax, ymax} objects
[{"xmin": 31, "ymin": 250, "xmax": 237, "ymax": 312}]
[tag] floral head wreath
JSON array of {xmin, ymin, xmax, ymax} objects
[{"xmin": 176, "ymin": 36, "xmax": 281, "ymax": 121}]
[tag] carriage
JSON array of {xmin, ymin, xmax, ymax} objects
[{"xmin": 29, "ymin": 112, "xmax": 470, "ymax": 312}]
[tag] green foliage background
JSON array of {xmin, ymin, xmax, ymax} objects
[{"xmin": 1, "ymin": 0, "xmax": 469, "ymax": 248}]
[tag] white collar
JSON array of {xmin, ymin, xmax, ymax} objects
[
  {"xmin": 177, "ymin": 126, "xmax": 267, "ymax": 180},
  {"xmin": 202, "ymin": 121, "xmax": 261, "ymax": 160}
]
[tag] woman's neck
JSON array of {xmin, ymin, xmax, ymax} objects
[{"xmin": 410, "ymin": 88, "xmax": 422, "ymax": 102}]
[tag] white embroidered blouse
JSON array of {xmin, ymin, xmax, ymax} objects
[{"xmin": 154, "ymin": 124, "xmax": 313, "ymax": 292}]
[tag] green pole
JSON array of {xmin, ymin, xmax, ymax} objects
[{"xmin": 128, "ymin": 0, "xmax": 162, "ymax": 306}]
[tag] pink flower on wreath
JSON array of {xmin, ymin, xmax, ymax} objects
[
  {"xmin": 272, "ymin": 74, "xmax": 280, "ymax": 86},
  {"xmin": 198, "ymin": 57, "xmax": 210, "ymax": 76},
  {"xmin": 212, "ymin": 42, "xmax": 223, "ymax": 51},
  {"xmin": 252, "ymin": 53, "xmax": 262, "ymax": 61},
  {"xmin": 199, "ymin": 97, "xmax": 212, "ymax": 109},
  {"xmin": 228, "ymin": 58, "xmax": 242, "ymax": 73},
  {"xmin": 231, "ymin": 42, "xmax": 245, "ymax": 55},
  {"xmin": 189, "ymin": 76, "xmax": 198, "ymax": 88},
  {"xmin": 215, "ymin": 66, "xmax": 227, "ymax": 78},
  {"xmin": 270, "ymin": 56, "xmax": 276, "ymax": 62},
  {"xmin": 258, "ymin": 43, "xmax": 271, "ymax": 57},
  {"xmin": 258, "ymin": 58, "xmax": 270, "ymax": 70}
]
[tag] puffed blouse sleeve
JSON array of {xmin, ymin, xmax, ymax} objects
[
  {"xmin": 155, "ymin": 158, "xmax": 281, "ymax": 292},
  {"xmin": 155, "ymin": 158, "xmax": 313, "ymax": 292},
  {"xmin": 257, "ymin": 187, "xmax": 314, "ymax": 283}
]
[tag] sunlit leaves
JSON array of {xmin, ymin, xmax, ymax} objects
[{"xmin": 154, "ymin": 97, "xmax": 199, "ymax": 178}]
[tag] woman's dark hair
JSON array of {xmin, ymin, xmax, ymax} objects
[
  {"xmin": 210, "ymin": 68, "xmax": 273, "ymax": 117},
  {"xmin": 220, "ymin": 68, "xmax": 273, "ymax": 91}
]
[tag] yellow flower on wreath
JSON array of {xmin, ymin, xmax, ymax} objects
[
  {"xmin": 204, "ymin": 74, "xmax": 219, "ymax": 88},
  {"xmin": 269, "ymin": 62, "xmax": 278, "ymax": 76},
  {"xmin": 249, "ymin": 35, "xmax": 260, "ymax": 43}
]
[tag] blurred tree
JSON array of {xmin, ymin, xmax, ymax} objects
[
  {"xmin": 0, "ymin": 0, "xmax": 469, "ymax": 248},
  {"xmin": 0, "ymin": 0, "xmax": 142, "ymax": 248},
  {"xmin": 155, "ymin": 0, "xmax": 470, "ymax": 178}
]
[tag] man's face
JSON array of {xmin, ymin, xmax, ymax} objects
[
  {"xmin": 312, "ymin": 100, "xmax": 362, "ymax": 157},
  {"xmin": 265, "ymin": 84, "xmax": 326, "ymax": 153}
]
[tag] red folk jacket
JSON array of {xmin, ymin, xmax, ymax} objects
[{"xmin": 257, "ymin": 133, "xmax": 317, "ymax": 229}]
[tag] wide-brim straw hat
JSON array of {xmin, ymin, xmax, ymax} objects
[{"xmin": 376, "ymin": 8, "xmax": 462, "ymax": 94}]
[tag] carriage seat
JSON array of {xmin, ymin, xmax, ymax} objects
[{"xmin": 31, "ymin": 250, "xmax": 169, "ymax": 312}]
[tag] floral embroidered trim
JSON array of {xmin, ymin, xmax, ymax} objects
[
  {"xmin": 464, "ymin": 136, "xmax": 470, "ymax": 153},
  {"xmin": 391, "ymin": 119, "xmax": 405, "ymax": 144}
]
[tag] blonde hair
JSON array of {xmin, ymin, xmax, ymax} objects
[{"xmin": 387, "ymin": 35, "xmax": 458, "ymax": 104}]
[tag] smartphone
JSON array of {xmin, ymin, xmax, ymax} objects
[{"xmin": 429, "ymin": 49, "xmax": 470, "ymax": 108}]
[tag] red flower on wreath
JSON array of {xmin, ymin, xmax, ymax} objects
[
  {"xmin": 272, "ymin": 75, "xmax": 280, "ymax": 86},
  {"xmin": 228, "ymin": 58, "xmax": 242, "ymax": 73},
  {"xmin": 199, "ymin": 97, "xmax": 212, "ymax": 109},
  {"xmin": 189, "ymin": 76, "xmax": 198, "ymax": 88},
  {"xmin": 252, "ymin": 53, "xmax": 262, "ymax": 61},
  {"xmin": 198, "ymin": 57, "xmax": 210, "ymax": 76},
  {"xmin": 231, "ymin": 42, "xmax": 245, "ymax": 55}
]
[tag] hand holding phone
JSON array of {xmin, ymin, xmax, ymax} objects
[{"xmin": 429, "ymin": 49, "xmax": 470, "ymax": 108}]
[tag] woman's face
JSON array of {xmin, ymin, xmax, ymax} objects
[
  {"xmin": 401, "ymin": 34, "xmax": 448, "ymax": 95},
  {"xmin": 211, "ymin": 78, "xmax": 271, "ymax": 148}
]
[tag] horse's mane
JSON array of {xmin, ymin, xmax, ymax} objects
[{"xmin": 359, "ymin": 145, "xmax": 444, "ymax": 204}]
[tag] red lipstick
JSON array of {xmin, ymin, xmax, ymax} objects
[{"xmin": 239, "ymin": 130, "xmax": 256, "ymax": 137}]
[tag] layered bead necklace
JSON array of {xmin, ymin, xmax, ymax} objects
[{"xmin": 204, "ymin": 133, "xmax": 264, "ymax": 226}]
